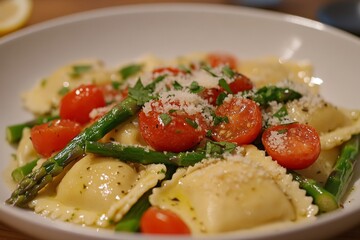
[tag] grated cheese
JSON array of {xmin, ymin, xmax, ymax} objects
[
  {"xmin": 142, "ymin": 90, "xmax": 214, "ymax": 126},
  {"xmin": 266, "ymin": 130, "xmax": 287, "ymax": 152}
]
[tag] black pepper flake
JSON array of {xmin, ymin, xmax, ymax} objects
[{"xmin": 301, "ymin": 107, "xmax": 309, "ymax": 112}]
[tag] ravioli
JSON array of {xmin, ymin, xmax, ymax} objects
[
  {"xmin": 239, "ymin": 57, "xmax": 316, "ymax": 91},
  {"xmin": 320, "ymin": 115, "xmax": 360, "ymax": 150},
  {"xmin": 101, "ymin": 117, "xmax": 147, "ymax": 146},
  {"xmin": 150, "ymin": 145, "xmax": 317, "ymax": 234},
  {"xmin": 30, "ymin": 154, "xmax": 166, "ymax": 227},
  {"xmin": 22, "ymin": 60, "xmax": 115, "ymax": 115}
]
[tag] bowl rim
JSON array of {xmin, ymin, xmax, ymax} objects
[{"xmin": 1, "ymin": 3, "xmax": 360, "ymax": 240}]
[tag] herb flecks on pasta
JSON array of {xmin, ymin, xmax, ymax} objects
[{"xmin": 5, "ymin": 53, "xmax": 360, "ymax": 235}]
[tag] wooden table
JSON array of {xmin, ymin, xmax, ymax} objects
[{"xmin": 1, "ymin": 0, "xmax": 359, "ymax": 239}]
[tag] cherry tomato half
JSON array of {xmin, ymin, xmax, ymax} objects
[
  {"xmin": 60, "ymin": 84, "xmax": 106, "ymax": 124},
  {"xmin": 199, "ymin": 87, "xmax": 222, "ymax": 105},
  {"xmin": 140, "ymin": 207, "xmax": 191, "ymax": 235},
  {"xmin": 152, "ymin": 67, "xmax": 183, "ymax": 76},
  {"xmin": 262, "ymin": 123, "xmax": 321, "ymax": 170},
  {"xmin": 30, "ymin": 119, "xmax": 82, "ymax": 157},
  {"xmin": 212, "ymin": 97, "xmax": 262, "ymax": 145},
  {"xmin": 200, "ymin": 74, "xmax": 254, "ymax": 105},
  {"xmin": 228, "ymin": 73, "xmax": 253, "ymax": 93},
  {"xmin": 206, "ymin": 53, "xmax": 237, "ymax": 69},
  {"xmin": 99, "ymin": 83, "xmax": 127, "ymax": 103},
  {"xmin": 138, "ymin": 100, "xmax": 208, "ymax": 152}
]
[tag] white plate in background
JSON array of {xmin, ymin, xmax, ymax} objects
[{"xmin": 0, "ymin": 3, "xmax": 360, "ymax": 240}]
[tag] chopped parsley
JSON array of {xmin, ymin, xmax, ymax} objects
[
  {"xmin": 119, "ymin": 64, "xmax": 142, "ymax": 80},
  {"xmin": 159, "ymin": 113, "xmax": 172, "ymax": 126},
  {"xmin": 273, "ymin": 105, "xmax": 288, "ymax": 120},
  {"xmin": 201, "ymin": 65, "xmax": 218, "ymax": 77},
  {"xmin": 58, "ymin": 86, "xmax": 70, "ymax": 96},
  {"xmin": 128, "ymin": 79, "xmax": 154, "ymax": 105},
  {"xmin": 218, "ymin": 78, "xmax": 232, "ymax": 94},
  {"xmin": 69, "ymin": 65, "xmax": 92, "ymax": 78},
  {"xmin": 189, "ymin": 81, "xmax": 204, "ymax": 93},
  {"xmin": 222, "ymin": 65, "xmax": 235, "ymax": 78},
  {"xmin": 213, "ymin": 114, "xmax": 229, "ymax": 126},
  {"xmin": 185, "ymin": 118, "xmax": 198, "ymax": 129},
  {"xmin": 216, "ymin": 92, "xmax": 228, "ymax": 106},
  {"xmin": 111, "ymin": 81, "xmax": 121, "ymax": 90},
  {"xmin": 204, "ymin": 140, "xmax": 237, "ymax": 156},
  {"xmin": 173, "ymin": 81, "xmax": 183, "ymax": 90}
]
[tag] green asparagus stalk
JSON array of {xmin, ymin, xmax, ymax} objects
[
  {"xmin": 6, "ymin": 76, "xmax": 166, "ymax": 207},
  {"xmin": 11, "ymin": 159, "xmax": 40, "ymax": 183},
  {"xmin": 324, "ymin": 134, "xmax": 360, "ymax": 202},
  {"xmin": 6, "ymin": 115, "xmax": 59, "ymax": 144},
  {"xmin": 114, "ymin": 165, "xmax": 177, "ymax": 232},
  {"xmin": 251, "ymin": 86, "xmax": 302, "ymax": 107},
  {"xmin": 115, "ymin": 190, "xmax": 151, "ymax": 232},
  {"xmin": 85, "ymin": 141, "xmax": 206, "ymax": 167},
  {"xmin": 290, "ymin": 171, "xmax": 339, "ymax": 213},
  {"xmin": 6, "ymin": 97, "xmax": 141, "ymax": 207}
]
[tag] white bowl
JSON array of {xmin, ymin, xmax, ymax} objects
[{"xmin": 0, "ymin": 3, "xmax": 360, "ymax": 240}]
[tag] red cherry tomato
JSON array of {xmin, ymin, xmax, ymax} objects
[
  {"xmin": 212, "ymin": 97, "xmax": 262, "ymax": 145},
  {"xmin": 199, "ymin": 87, "xmax": 222, "ymax": 105},
  {"xmin": 138, "ymin": 100, "xmax": 208, "ymax": 152},
  {"xmin": 228, "ymin": 73, "xmax": 253, "ymax": 93},
  {"xmin": 199, "ymin": 74, "xmax": 253, "ymax": 105},
  {"xmin": 30, "ymin": 119, "xmax": 82, "ymax": 157},
  {"xmin": 140, "ymin": 207, "xmax": 191, "ymax": 235},
  {"xmin": 99, "ymin": 83, "xmax": 127, "ymax": 103},
  {"xmin": 152, "ymin": 67, "xmax": 183, "ymax": 76},
  {"xmin": 60, "ymin": 84, "xmax": 106, "ymax": 124},
  {"xmin": 207, "ymin": 53, "xmax": 237, "ymax": 69},
  {"xmin": 262, "ymin": 123, "xmax": 321, "ymax": 170}
]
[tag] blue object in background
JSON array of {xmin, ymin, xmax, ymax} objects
[{"xmin": 317, "ymin": 0, "xmax": 360, "ymax": 35}]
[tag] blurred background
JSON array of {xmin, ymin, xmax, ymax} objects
[{"xmin": 1, "ymin": 0, "xmax": 360, "ymax": 37}]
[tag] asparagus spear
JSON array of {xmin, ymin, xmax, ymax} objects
[
  {"xmin": 251, "ymin": 86, "xmax": 302, "ymax": 107},
  {"xmin": 290, "ymin": 171, "xmax": 339, "ymax": 213},
  {"xmin": 114, "ymin": 165, "xmax": 177, "ymax": 232},
  {"xmin": 6, "ymin": 76, "xmax": 165, "ymax": 207},
  {"xmin": 11, "ymin": 159, "xmax": 40, "ymax": 183},
  {"xmin": 85, "ymin": 141, "xmax": 206, "ymax": 167},
  {"xmin": 6, "ymin": 97, "xmax": 141, "ymax": 207},
  {"xmin": 115, "ymin": 190, "xmax": 151, "ymax": 232},
  {"xmin": 324, "ymin": 134, "xmax": 360, "ymax": 201},
  {"xmin": 6, "ymin": 115, "xmax": 59, "ymax": 144}
]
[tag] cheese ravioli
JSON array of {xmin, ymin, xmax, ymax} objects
[
  {"xmin": 150, "ymin": 146, "xmax": 317, "ymax": 234},
  {"xmin": 30, "ymin": 155, "xmax": 166, "ymax": 227}
]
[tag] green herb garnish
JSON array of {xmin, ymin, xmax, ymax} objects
[
  {"xmin": 222, "ymin": 65, "xmax": 235, "ymax": 78},
  {"xmin": 218, "ymin": 78, "xmax": 232, "ymax": 94},
  {"xmin": 216, "ymin": 92, "xmax": 228, "ymax": 106},
  {"xmin": 119, "ymin": 64, "xmax": 143, "ymax": 80},
  {"xmin": 69, "ymin": 65, "xmax": 92, "ymax": 78},
  {"xmin": 58, "ymin": 86, "xmax": 70, "ymax": 96},
  {"xmin": 189, "ymin": 81, "xmax": 204, "ymax": 93},
  {"xmin": 159, "ymin": 113, "xmax": 172, "ymax": 126},
  {"xmin": 185, "ymin": 118, "xmax": 198, "ymax": 129},
  {"xmin": 201, "ymin": 65, "xmax": 218, "ymax": 77},
  {"xmin": 173, "ymin": 81, "xmax": 183, "ymax": 90}
]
